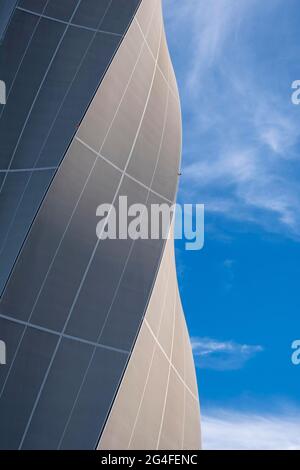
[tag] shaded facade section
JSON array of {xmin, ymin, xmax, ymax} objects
[
  {"xmin": 0, "ymin": 0, "xmax": 192, "ymax": 449},
  {"xmin": 0, "ymin": 0, "xmax": 17, "ymax": 42},
  {"xmin": 0, "ymin": 0, "xmax": 200, "ymax": 450},
  {"xmin": 0, "ymin": 0, "xmax": 141, "ymax": 294},
  {"xmin": 98, "ymin": 232, "xmax": 201, "ymax": 450}
]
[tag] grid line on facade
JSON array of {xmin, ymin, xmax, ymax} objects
[
  {"xmin": 126, "ymin": 248, "xmax": 172, "ymax": 448},
  {"xmin": 58, "ymin": 3, "xmax": 165, "ymax": 449},
  {"xmin": 0, "ymin": 0, "xmax": 200, "ymax": 450},
  {"xmin": 0, "ymin": 312, "xmax": 130, "ymax": 355},
  {"xmin": 17, "ymin": 0, "xmax": 163, "ymax": 448},
  {"xmin": 0, "ymin": 0, "xmax": 84, "ymax": 190},
  {"xmin": 16, "ymin": 6, "xmax": 123, "ymax": 37}
]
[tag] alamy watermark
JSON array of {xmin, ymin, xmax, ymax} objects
[
  {"xmin": 291, "ymin": 80, "xmax": 300, "ymax": 105},
  {"xmin": 0, "ymin": 80, "xmax": 6, "ymax": 105},
  {"xmin": 291, "ymin": 340, "xmax": 300, "ymax": 366},
  {"xmin": 96, "ymin": 197, "xmax": 205, "ymax": 251},
  {"xmin": 0, "ymin": 340, "xmax": 6, "ymax": 365}
]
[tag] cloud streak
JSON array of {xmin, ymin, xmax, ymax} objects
[
  {"xmin": 164, "ymin": 0, "xmax": 300, "ymax": 239},
  {"xmin": 202, "ymin": 408, "xmax": 300, "ymax": 449},
  {"xmin": 192, "ymin": 337, "xmax": 263, "ymax": 370}
]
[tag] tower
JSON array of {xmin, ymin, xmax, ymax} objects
[{"xmin": 0, "ymin": 0, "xmax": 201, "ymax": 449}]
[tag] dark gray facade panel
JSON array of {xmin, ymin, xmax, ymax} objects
[
  {"xmin": 0, "ymin": 0, "xmax": 142, "ymax": 296},
  {"xmin": 0, "ymin": 9, "xmax": 38, "ymax": 88},
  {"xmin": 18, "ymin": 0, "xmax": 48, "ymax": 14},
  {"xmin": 0, "ymin": 0, "xmax": 17, "ymax": 42},
  {"xmin": 21, "ymin": 338, "xmax": 94, "ymax": 450},
  {"xmin": 0, "ymin": 172, "xmax": 29, "ymax": 247},
  {"xmin": 44, "ymin": 0, "xmax": 80, "ymax": 22},
  {"xmin": 0, "ymin": 168, "xmax": 55, "ymax": 293},
  {"xmin": 72, "ymin": 0, "xmax": 112, "ymax": 29},
  {"xmin": 0, "ymin": 17, "xmax": 65, "ymax": 170},
  {"xmin": 0, "ymin": 327, "xmax": 58, "ymax": 449},
  {"xmin": 99, "ymin": 0, "xmax": 141, "ymax": 35},
  {"xmin": 10, "ymin": 25, "xmax": 94, "ymax": 169},
  {"xmin": 98, "ymin": 191, "xmax": 168, "ymax": 351},
  {"xmin": 65, "ymin": 236, "xmax": 133, "ymax": 342},
  {"xmin": 29, "ymin": 157, "xmax": 121, "ymax": 332},
  {"xmin": 0, "ymin": 140, "xmax": 97, "ymax": 320},
  {"xmin": 65, "ymin": 176, "xmax": 149, "ymax": 342},
  {"xmin": 99, "ymin": 237, "xmax": 163, "ymax": 351},
  {"xmin": 58, "ymin": 347, "xmax": 128, "ymax": 450},
  {"xmin": 97, "ymin": 185, "xmax": 167, "ymax": 351},
  {"xmin": 35, "ymin": 31, "xmax": 121, "ymax": 169}
]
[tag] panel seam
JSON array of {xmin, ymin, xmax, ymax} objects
[
  {"xmin": 0, "ymin": 312, "xmax": 129, "ymax": 355},
  {"xmin": 16, "ymin": 7, "xmax": 123, "ymax": 37},
  {"xmin": 75, "ymin": 137, "xmax": 173, "ymax": 204},
  {"xmin": 145, "ymin": 318, "xmax": 198, "ymax": 403},
  {"xmin": 155, "ymin": 274, "xmax": 177, "ymax": 449},
  {"xmin": 126, "ymin": 251, "xmax": 172, "ymax": 449}
]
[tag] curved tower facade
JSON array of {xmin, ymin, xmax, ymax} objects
[{"xmin": 0, "ymin": 0, "xmax": 201, "ymax": 449}]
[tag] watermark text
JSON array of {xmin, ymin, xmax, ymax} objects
[
  {"xmin": 0, "ymin": 340, "xmax": 6, "ymax": 365},
  {"xmin": 291, "ymin": 80, "xmax": 300, "ymax": 105},
  {"xmin": 0, "ymin": 80, "xmax": 6, "ymax": 105},
  {"xmin": 291, "ymin": 340, "xmax": 300, "ymax": 365},
  {"xmin": 96, "ymin": 197, "xmax": 204, "ymax": 251}
]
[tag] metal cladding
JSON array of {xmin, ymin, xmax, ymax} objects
[{"xmin": 0, "ymin": 0, "xmax": 201, "ymax": 449}]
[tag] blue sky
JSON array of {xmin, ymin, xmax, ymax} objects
[{"xmin": 164, "ymin": 0, "xmax": 300, "ymax": 449}]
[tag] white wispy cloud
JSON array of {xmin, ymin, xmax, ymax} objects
[
  {"xmin": 165, "ymin": 0, "xmax": 257, "ymax": 86},
  {"xmin": 191, "ymin": 337, "xmax": 263, "ymax": 370},
  {"xmin": 202, "ymin": 408, "xmax": 300, "ymax": 449},
  {"xmin": 164, "ymin": 0, "xmax": 300, "ymax": 238}
]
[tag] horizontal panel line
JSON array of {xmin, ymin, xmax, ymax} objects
[
  {"xmin": 0, "ymin": 166, "xmax": 56, "ymax": 174},
  {"xmin": 16, "ymin": 6, "xmax": 123, "ymax": 37},
  {"xmin": 0, "ymin": 312, "xmax": 129, "ymax": 355}
]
